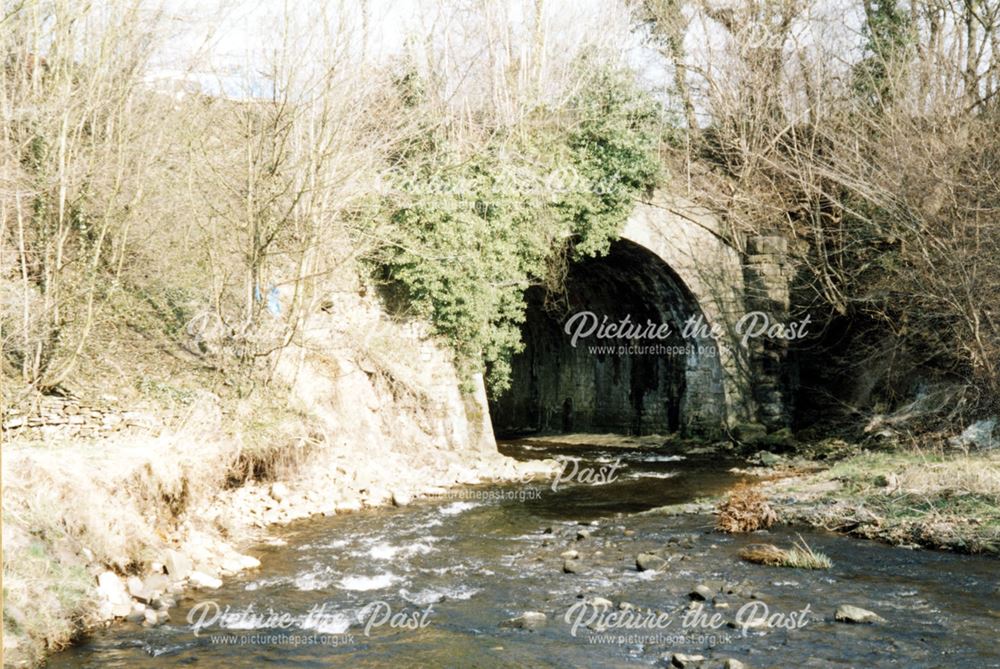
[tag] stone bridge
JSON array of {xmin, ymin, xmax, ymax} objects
[{"xmin": 489, "ymin": 191, "xmax": 793, "ymax": 438}]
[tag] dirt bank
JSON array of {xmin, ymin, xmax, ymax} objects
[{"xmin": 0, "ymin": 296, "xmax": 558, "ymax": 668}]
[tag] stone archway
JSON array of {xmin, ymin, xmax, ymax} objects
[
  {"xmin": 488, "ymin": 191, "xmax": 754, "ymax": 438},
  {"xmin": 619, "ymin": 192, "xmax": 753, "ymax": 426}
]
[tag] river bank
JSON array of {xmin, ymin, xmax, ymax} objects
[
  {"xmin": 755, "ymin": 446, "xmax": 1000, "ymax": 555},
  {"xmin": 46, "ymin": 439, "xmax": 1000, "ymax": 668},
  {"xmin": 1, "ymin": 423, "xmax": 557, "ymax": 668},
  {"xmin": 0, "ymin": 293, "xmax": 558, "ymax": 668},
  {"xmin": 508, "ymin": 431, "xmax": 1000, "ymax": 555}
]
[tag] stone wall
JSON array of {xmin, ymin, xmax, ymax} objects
[
  {"xmin": 742, "ymin": 235, "xmax": 796, "ymax": 428},
  {"xmin": 1, "ymin": 396, "xmax": 160, "ymax": 439}
]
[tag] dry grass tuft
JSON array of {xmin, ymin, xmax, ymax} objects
[
  {"xmin": 737, "ymin": 543, "xmax": 789, "ymax": 566},
  {"xmin": 716, "ymin": 485, "xmax": 778, "ymax": 533},
  {"xmin": 739, "ymin": 536, "xmax": 833, "ymax": 569}
]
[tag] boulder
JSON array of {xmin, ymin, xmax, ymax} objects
[
  {"xmin": 111, "ymin": 601, "xmax": 133, "ymax": 618},
  {"xmin": 336, "ymin": 499, "xmax": 363, "ymax": 513},
  {"xmin": 163, "ymin": 549, "xmax": 192, "ymax": 581},
  {"xmin": 151, "ymin": 595, "xmax": 175, "ymax": 611},
  {"xmin": 132, "ymin": 574, "xmax": 170, "ymax": 604},
  {"xmin": 125, "ymin": 603, "xmax": 147, "ymax": 623},
  {"xmin": 835, "ymin": 605, "xmax": 885, "ymax": 624},
  {"xmin": 365, "ymin": 487, "xmax": 391, "ymax": 505},
  {"xmin": 670, "ymin": 652, "xmax": 705, "ymax": 667},
  {"xmin": 238, "ymin": 554, "xmax": 261, "ymax": 570},
  {"xmin": 586, "ymin": 597, "xmax": 614, "ymax": 609},
  {"xmin": 220, "ymin": 557, "xmax": 243, "ymax": 574},
  {"xmin": 562, "ymin": 559, "xmax": 584, "ymax": 574},
  {"xmin": 752, "ymin": 451, "xmax": 783, "ymax": 467},
  {"xmin": 949, "ymin": 418, "xmax": 997, "ymax": 450},
  {"xmin": 392, "ymin": 490, "xmax": 413, "ymax": 507},
  {"xmin": 689, "ymin": 584, "xmax": 715, "ymax": 601},
  {"xmin": 501, "ymin": 611, "xmax": 547, "ymax": 630},
  {"xmin": 96, "ymin": 571, "xmax": 129, "ymax": 605},
  {"xmin": 269, "ymin": 482, "xmax": 290, "ymax": 503},
  {"xmin": 732, "ymin": 423, "xmax": 768, "ymax": 446},
  {"xmin": 636, "ymin": 553, "xmax": 667, "ymax": 572},
  {"xmin": 126, "ymin": 576, "xmax": 145, "ymax": 599},
  {"xmin": 189, "ymin": 571, "xmax": 222, "ymax": 590}
]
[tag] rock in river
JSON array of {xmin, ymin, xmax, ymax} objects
[
  {"xmin": 668, "ymin": 652, "xmax": 705, "ymax": 667},
  {"xmin": 835, "ymin": 604, "xmax": 885, "ymax": 624},
  {"xmin": 689, "ymin": 584, "xmax": 715, "ymax": 601},
  {"xmin": 636, "ymin": 552, "xmax": 667, "ymax": 572},
  {"xmin": 189, "ymin": 571, "xmax": 222, "ymax": 590},
  {"xmin": 501, "ymin": 611, "xmax": 547, "ymax": 630}
]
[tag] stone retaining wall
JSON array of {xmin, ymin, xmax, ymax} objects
[{"xmin": 1, "ymin": 396, "xmax": 160, "ymax": 439}]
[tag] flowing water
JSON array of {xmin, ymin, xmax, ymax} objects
[{"xmin": 50, "ymin": 441, "xmax": 1000, "ymax": 668}]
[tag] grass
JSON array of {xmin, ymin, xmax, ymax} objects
[
  {"xmin": 739, "ymin": 536, "xmax": 833, "ymax": 569},
  {"xmin": 774, "ymin": 448, "xmax": 1000, "ymax": 554},
  {"xmin": 2, "ymin": 538, "xmax": 95, "ymax": 663}
]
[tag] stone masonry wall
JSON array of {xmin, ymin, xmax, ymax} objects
[
  {"xmin": 742, "ymin": 235, "xmax": 795, "ymax": 428},
  {"xmin": 2, "ymin": 395, "xmax": 160, "ymax": 440}
]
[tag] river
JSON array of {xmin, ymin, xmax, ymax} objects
[{"xmin": 50, "ymin": 440, "xmax": 1000, "ymax": 668}]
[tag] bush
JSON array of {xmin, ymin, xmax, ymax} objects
[{"xmin": 716, "ymin": 485, "xmax": 778, "ymax": 533}]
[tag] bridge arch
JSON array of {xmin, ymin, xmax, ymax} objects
[{"xmin": 488, "ymin": 192, "xmax": 753, "ymax": 437}]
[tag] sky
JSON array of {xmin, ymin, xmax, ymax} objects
[
  {"xmin": 142, "ymin": 0, "xmax": 872, "ymax": 120},
  {"xmin": 146, "ymin": 0, "xmax": 658, "ymax": 99}
]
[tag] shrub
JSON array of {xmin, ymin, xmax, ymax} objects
[{"xmin": 716, "ymin": 485, "xmax": 778, "ymax": 533}]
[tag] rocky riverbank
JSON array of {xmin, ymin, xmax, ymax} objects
[
  {"xmin": 84, "ymin": 451, "xmax": 558, "ymax": 647},
  {"xmin": 2, "ymin": 424, "xmax": 558, "ymax": 668},
  {"xmin": 0, "ymin": 293, "xmax": 558, "ymax": 668},
  {"xmin": 720, "ymin": 437, "xmax": 1000, "ymax": 555},
  {"xmin": 481, "ymin": 429, "xmax": 1000, "ymax": 556}
]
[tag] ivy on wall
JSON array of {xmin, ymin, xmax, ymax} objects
[{"xmin": 372, "ymin": 67, "xmax": 664, "ymax": 395}]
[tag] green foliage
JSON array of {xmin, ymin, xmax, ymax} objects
[
  {"xmin": 374, "ymin": 68, "xmax": 663, "ymax": 395},
  {"xmin": 853, "ymin": 0, "xmax": 913, "ymax": 106}
]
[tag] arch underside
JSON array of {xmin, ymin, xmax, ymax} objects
[{"xmin": 489, "ymin": 238, "xmax": 728, "ymax": 437}]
